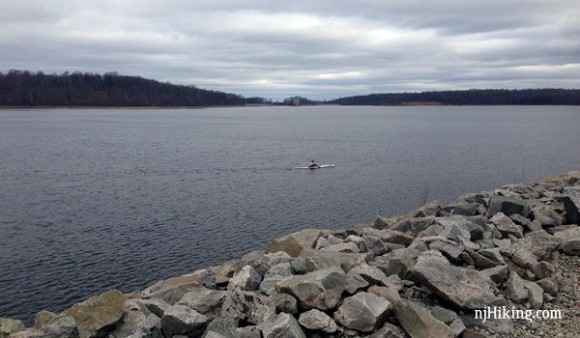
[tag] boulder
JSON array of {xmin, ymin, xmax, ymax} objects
[
  {"xmin": 506, "ymin": 272, "xmax": 528, "ymax": 303},
  {"xmin": 430, "ymin": 306, "xmax": 458, "ymax": 325},
  {"xmin": 137, "ymin": 299, "xmax": 169, "ymax": 318},
  {"xmin": 227, "ymin": 265, "xmax": 262, "ymax": 291},
  {"xmin": 109, "ymin": 300, "xmax": 152, "ymax": 338},
  {"xmin": 511, "ymin": 248, "xmax": 539, "ymax": 269},
  {"xmin": 160, "ymin": 304, "xmax": 209, "ymax": 337},
  {"xmin": 235, "ymin": 326, "xmax": 261, "ymax": 338},
  {"xmin": 271, "ymin": 293, "xmax": 299, "ymax": 315},
  {"xmin": 202, "ymin": 316, "xmax": 238, "ymax": 338},
  {"xmin": 363, "ymin": 228, "xmax": 415, "ymax": 246},
  {"xmin": 34, "ymin": 311, "xmax": 57, "ymax": 330},
  {"xmin": 299, "ymin": 248, "xmax": 369, "ymax": 272},
  {"xmin": 177, "ymin": 288, "xmax": 228, "ymax": 319},
  {"xmin": 522, "ymin": 281, "xmax": 543, "ymax": 309},
  {"xmin": 490, "ymin": 213, "xmax": 523, "ymax": 239},
  {"xmin": 409, "ymin": 252, "xmax": 497, "ymax": 310},
  {"xmin": 372, "ymin": 249, "xmax": 417, "ymax": 278},
  {"xmin": 481, "ymin": 265, "xmax": 510, "ymax": 283},
  {"xmin": 333, "ymin": 292, "xmax": 391, "ymax": 333},
  {"xmin": 220, "ymin": 289, "xmax": 275, "ymax": 325},
  {"xmin": 440, "ymin": 203, "xmax": 480, "ymax": 217},
  {"xmin": 536, "ymin": 277, "xmax": 558, "ymax": 296},
  {"xmin": 30, "ymin": 316, "xmax": 80, "ymax": 338},
  {"xmin": 553, "ymin": 226, "xmax": 580, "ymax": 256},
  {"xmin": 60, "ymin": 289, "xmax": 125, "ymax": 338},
  {"xmin": 344, "ymin": 273, "xmax": 370, "ymax": 294},
  {"xmin": 559, "ymin": 193, "xmax": 580, "ymax": 225},
  {"xmin": 259, "ymin": 262, "xmax": 293, "ymax": 296},
  {"xmin": 512, "ymin": 230, "xmax": 562, "ymax": 260},
  {"xmin": 265, "ymin": 229, "xmax": 324, "ymax": 257},
  {"xmin": 348, "ymin": 263, "xmax": 389, "ymax": 286},
  {"xmin": 320, "ymin": 242, "xmax": 360, "ymax": 253},
  {"xmin": 298, "ymin": 309, "xmax": 338, "ymax": 333},
  {"xmin": 275, "ymin": 267, "xmax": 346, "ymax": 310},
  {"xmin": 487, "ymin": 196, "xmax": 530, "ymax": 217},
  {"xmin": 392, "ymin": 300, "xmax": 454, "ymax": 338},
  {"xmin": 124, "ymin": 314, "xmax": 162, "ymax": 338},
  {"xmin": 360, "ymin": 234, "xmax": 389, "ymax": 256},
  {"xmin": 1, "ymin": 318, "xmax": 26, "ymax": 338},
  {"xmin": 261, "ymin": 313, "xmax": 305, "ymax": 338},
  {"xmin": 367, "ymin": 323, "xmax": 407, "ymax": 338}
]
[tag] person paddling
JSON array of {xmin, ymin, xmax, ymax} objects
[{"xmin": 308, "ymin": 160, "xmax": 320, "ymax": 169}]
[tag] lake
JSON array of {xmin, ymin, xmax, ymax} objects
[{"xmin": 1, "ymin": 105, "xmax": 579, "ymax": 323}]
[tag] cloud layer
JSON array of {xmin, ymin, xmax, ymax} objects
[{"xmin": 1, "ymin": 0, "xmax": 579, "ymax": 99}]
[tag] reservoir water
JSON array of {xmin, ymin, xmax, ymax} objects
[{"xmin": 1, "ymin": 105, "xmax": 579, "ymax": 322}]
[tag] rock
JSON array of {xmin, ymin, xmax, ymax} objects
[
  {"xmin": 235, "ymin": 326, "xmax": 261, "ymax": 338},
  {"xmin": 553, "ymin": 227, "xmax": 580, "ymax": 255},
  {"xmin": 314, "ymin": 236, "xmax": 331, "ymax": 250},
  {"xmin": 137, "ymin": 299, "xmax": 170, "ymax": 318},
  {"xmin": 344, "ymin": 272, "xmax": 370, "ymax": 294},
  {"xmin": 240, "ymin": 251, "xmax": 293, "ymax": 276},
  {"xmin": 298, "ymin": 309, "xmax": 338, "ymax": 333},
  {"xmin": 409, "ymin": 251, "xmax": 497, "ymax": 310},
  {"xmin": 512, "ymin": 230, "xmax": 562, "ymax": 260},
  {"xmin": 440, "ymin": 203, "xmax": 480, "ymax": 217},
  {"xmin": 265, "ymin": 229, "xmax": 324, "ymax": 257},
  {"xmin": 363, "ymin": 228, "xmax": 415, "ymax": 246},
  {"xmin": 532, "ymin": 261, "xmax": 555, "ymax": 279},
  {"xmin": 477, "ymin": 248, "xmax": 505, "ymax": 265},
  {"xmin": 372, "ymin": 249, "xmax": 417, "ymax": 278},
  {"xmin": 393, "ymin": 300, "xmax": 454, "ymax": 338},
  {"xmin": 430, "ymin": 306, "xmax": 458, "ymax": 325},
  {"xmin": 228, "ymin": 265, "xmax": 262, "ymax": 291},
  {"xmin": 333, "ymin": 292, "xmax": 391, "ymax": 333},
  {"xmin": 259, "ymin": 262, "xmax": 293, "ymax": 296},
  {"xmin": 481, "ymin": 265, "xmax": 510, "ymax": 283},
  {"xmin": 461, "ymin": 329, "xmax": 490, "ymax": 338},
  {"xmin": 34, "ymin": 311, "xmax": 57, "ymax": 330},
  {"xmin": 275, "ymin": 267, "xmax": 346, "ymax": 310},
  {"xmin": 490, "ymin": 213, "xmax": 523, "ymax": 238},
  {"xmin": 367, "ymin": 322, "xmax": 407, "ymax": 338},
  {"xmin": 261, "ymin": 313, "xmax": 305, "ymax": 338},
  {"xmin": 522, "ymin": 281, "xmax": 543, "ymax": 309},
  {"xmin": 360, "ymin": 234, "xmax": 389, "ymax": 256},
  {"xmin": 142, "ymin": 277, "xmax": 203, "ymax": 305},
  {"xmin": 160, "ymin": 304, "xmax": 209, "ymax": 337},
  {"xmin": 126, "ymin": 314, "xmax": 162, "ymax": 338},
  {"xmin": 109, "ymin": 300, "xmax": 152, "ymax": 338},
  {"xmin": 1, "ymin": 318, "xmax": 26, "ymax": 338},
  {"xmin": 506, "ymin": 272, "xmax": 528, "ymax": 303},
  {"xmin": 559, "ymin": 193, "xmax": 580, "ymax": 224},
  {"xmin": 221, "ymin": 289, "xmax": 275, "ymax": 325},
  {"xmin": 449, "ymin": 318, "xmax": 466, "ymax": 337},
  {"xmin": 177, "ymin": 288, "xmax": 228, "ymax": 319},
  {"xmin": 31, "ymin": 316, "xmax": 80, "ymax": 338},
  {"xmin": 428, "ymin": 239, "xmax": 464, "ymax": 263},
  {"xmin": 299, "ymin": 248, "xmax": 369, "ymax": 272},
  {"xmin": 488, "ymin": 196, "xmax": 531, "ymax": 217},
  {"xmin": 320, "ymin": 242, "xmax": 360, "ymax": 253},
  {"xmin": 271, "ymin": 292, "xmax": 298, "ymax": 314},
  {"xmin": 464, "ymin": 248, "xmax": 498, "ymax": 269},
  {"xmin": 348, "ymin": 263, "xmax": 389, "ymax": 286},
  {"xmin": 509, "ymin": 213, "xmax": 531, "ymax": 227},
  {"xmin": 511, "ymin": 248, "xmax": 539, "ymax": 268},
  {"xmin": 202, "ymin": 316, "xmax": 238, "ymax": 338},
  {"xmin": 536, "ymin": 277, "xmax": 558, "ymax": 296},
  {"xmin": 60, "ymin": 289, "xmax": 125, "ymax": 338}
]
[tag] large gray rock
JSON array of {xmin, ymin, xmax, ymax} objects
[
  {"xmin": 275, "ymin": 267, "xmax": 346, "ymax": 310},
  {"xmin": 362, "ymin": 228, "xmax": 415, "ymax": 246},
  {"xmin": 553, "ymin": 227, "xmax": 580, "ymax": 256},
  {"xmin": 506, "ymin": 272, "xmax": 528, "ymax": 303},
  {"xmin": 178, "ymin": 288, "xmax": 228, "ymax": 319},
  {"xmin": 320, "ymin": 241, "xmax": 360, "ymax": 253},
  {"xmin": 29, "ymin": 316, "xmax": 80, "ymax": 338},
  {"xmin": 490, "ymin": 213, "xmax": 523, "ymax": 239},
  {"xmin": 488, "ymin": 196, "xmax": 530, "ymax": 217},
  {"xmin": 235, "ymin": 326, "xmax": 261, "ymax": 338},
  {"xmin": 160, "ymin": 304, "xmax": 209, "ymax": 337},
  {"xmin": 512, "ymin": 230, "xmax": 562, "ymax": 260},
  {"xmin": 367, "ymin": 323, "xmax": 407, "ymax": 338},
  {"xmin": 60, "ymin": 289, "xmax": 125, "ymax": 338},
  {"xmin": 333, "ymin": 292, "xmax": 391, "ymax": 333},
  {"xmin": 348, "ymin": 263, "xmax": 389, "ymax": 286},
  {"xmin": 371, "ymin": 249, "xmax": 417, "ymax": 278},
  {"xmin": 124, "ymin": 315, "xmax": 162, "ymax": 338},
  {"xmin": 395, "ymin": 301, "xmax": 454, "ymax": 338},
  {"xmin": 299, "ymin": 248, "xmax": 369, "ymax": 272},
  {"xmin": 137, "ymin": 299, "xmax": 170, "ymax": 318},
  {"xmin": 261, "ymin": 313, "xmax": 305, "ymax": 338},
  {"xmin": 265, "ymin": 229, "xmax": 324, "ymax": 257},
  {"xmin": 0, "ymin": 318, "xmax": 26, "ymax": 338},
  {"xmin": 227, "ymin": 265, "xmax": 262, "ymax": 291},
  {"xmin": 259, "ymin": 262, "xmax": 293, "ymax": 296},
  {"xmin": 522, "ymin": 281, "xmax": 543, "ymax": 309},
  {"xmin": 221, "ymin": 289, "xmax": 275, "ymax": 325},
  {"xmin": 559, "ymin": 193, "xmax": 580, "ymax": 225},
  {"xmin": 202, "ymin": 316, "xmax": 238, "ymax": 338},
  {"xmin": 109, "ymin": 300, "xmax": 152, "ymax": 338},
  {"xmin": 298, "ymin": 309, "xmax": 337, "ymax": 333},
  {"xmin": 409, "ymin": 252, "xmax": 497, "ymax": 310}
]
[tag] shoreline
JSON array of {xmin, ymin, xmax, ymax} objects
[{"xmin": 2, "ymin": 171, "xmax": 579, "ymax": 338}]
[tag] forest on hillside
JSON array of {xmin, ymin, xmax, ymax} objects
[
  {"xmin": 327, "ymin": 89, "xmax": 580, "ymax": 105},
  {"xmin": 1, "ymin": 70, "xmax": 579, "ymax": 107},
  {"xmin": 0, "ymin": 70, "xmax": 270, "ymax": 106}
]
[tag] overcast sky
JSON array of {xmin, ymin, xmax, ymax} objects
[{"xmin": 1, "ymin": 1, "xmax": 579, "ymax": 100}]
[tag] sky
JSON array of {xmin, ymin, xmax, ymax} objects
[{"xmin": 1, "ymin": 1, "xmax": 579, "ymax": 100}]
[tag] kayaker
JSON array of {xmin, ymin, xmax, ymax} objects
[{"xmin": 308, "ymin": 160, "xmax": 320, "ymax": 168}]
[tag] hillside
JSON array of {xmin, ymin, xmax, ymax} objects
[
  {"xmin": 0, "ymin": 70, "xmax": 266, "ymax": 107},
  {"xmin": 328, "ymin": 89, "xmax": 580, "ymax": 105}
]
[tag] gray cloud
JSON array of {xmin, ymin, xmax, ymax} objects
[{"xmin": 1, "ymin": 0, "xmax": 579, "ymax": 99}]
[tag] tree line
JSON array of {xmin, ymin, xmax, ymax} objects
[
  {"xmin": 1, "ymin": 70, "xmax": 578, "ymax": 106},
  {"xmin": 326, "ymin": 88, "xmax": 580, "ymax": 105},
  {"xmin": 0, "ymin": 70, "xmax": 262, "ymax": 107}
]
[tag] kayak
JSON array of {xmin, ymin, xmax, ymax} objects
[{"xmin": 293, "ymin": 164, "xmax": 335, "ymax": 169}]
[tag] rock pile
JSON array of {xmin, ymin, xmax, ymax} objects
[{"xmin": 2, "ymin": 171, "xmax": 580, "ymax": 338}]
